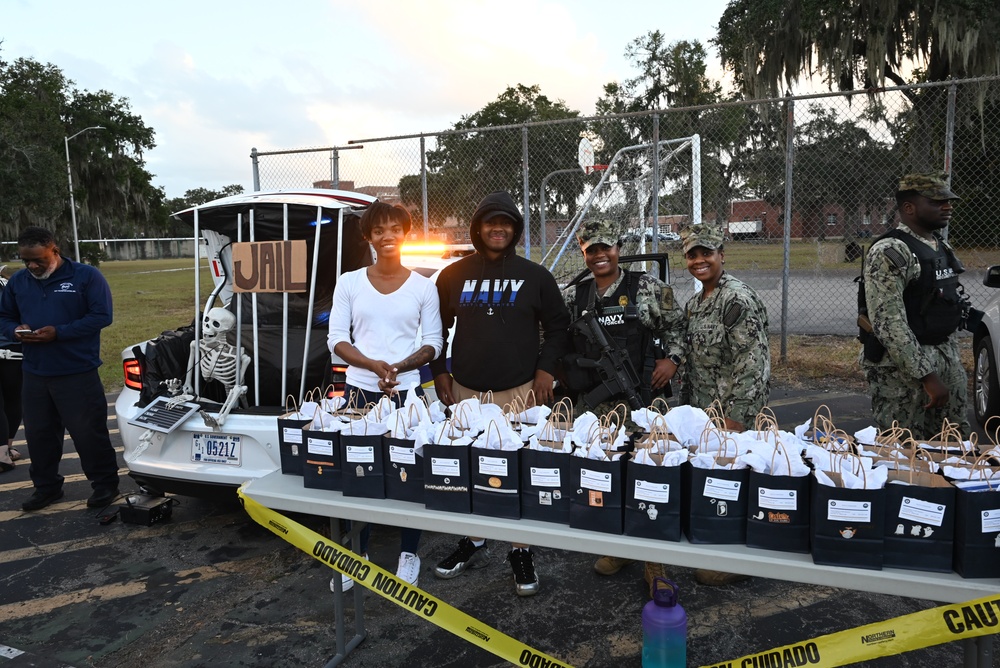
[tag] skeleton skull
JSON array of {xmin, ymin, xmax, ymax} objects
[{"xmin": 202, "ymin": 307, "xmax": 236, "ymax": 346}]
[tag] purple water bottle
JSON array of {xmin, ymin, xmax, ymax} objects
[{"xmin": 642, "ymin": 577, "xmax": 686, "ymax": 667}]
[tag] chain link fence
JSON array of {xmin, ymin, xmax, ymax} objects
[{"xmin": 252, "ymin": 76, "xmax": 1000, "ymax": 339}]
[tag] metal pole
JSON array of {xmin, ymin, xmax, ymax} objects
[
  {"xmin": 522, "ymin": 126, "xmax": 531, "ymax": 259},
  {"xmin": 420, "ymin": 136, "xmax": 429, "ymax": 238},
  {"xmin": 333, "ymin": 149, "xmax": 340, "ymax": 189},
  {"xmin": 251, "ymin": 148, "xmax": 260, "ymax": 192},
  {"xmin": 651, "ymin": 114, "xmax": 659, "ymax": 254},
  {"xmin": 781, "ymin": 97, "xmax": 795, "ymax": 362},
  {"xmin": 943, "ymin": 82, "xmax": 957, "ymax": 243},
  {"xmin": 64, "ymin": 126, "xmax": 104, "ymax": 262},
  {"xmin": 692, "ymin": 134, "xmax": 702, "ymax": 227}
]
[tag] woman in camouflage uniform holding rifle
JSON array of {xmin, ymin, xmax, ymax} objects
[{"xmin": 679, "ymin": 223, "xmax": 771, "ymax": 586}]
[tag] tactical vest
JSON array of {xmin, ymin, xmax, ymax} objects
[
  {"xmin": 876, "ymin": 229, "xmax": 965, "ymax": 345},
  {"xmin": 571, "ymin": 271, "xmax": 659, "ymax": 403}
]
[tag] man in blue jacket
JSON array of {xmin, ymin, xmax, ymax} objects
[{"xmin": 0, "ymin": 227, "xmax": 119, "ymax": 511}]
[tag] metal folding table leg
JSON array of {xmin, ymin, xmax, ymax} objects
[
  {"xmin": 323, "ymin": 517, "xmax": 368, "ymax": 668},
  {"xmin": 963, "ymin": 636, "xmax": 994, "ymax": 668}
]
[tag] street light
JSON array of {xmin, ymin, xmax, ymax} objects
[{"xmin": 65, "ymin": 126, "xmax": 105, "ymax": 262}]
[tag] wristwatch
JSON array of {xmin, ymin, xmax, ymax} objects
[{"xmin": 668, "ymin": 354, "xmax": 682, "ymax": 366}]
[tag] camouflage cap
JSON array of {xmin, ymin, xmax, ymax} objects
[
  {"xmin": 577, "ymin": 219, "xmax": 620, "ymax": 250},
  {"xmin": 897, "ymin": 172, "xmax": 959, "ymax": 200},
  {"xmin": 681, "ymin": 224, "xmax": 724, "ymax": 254}
]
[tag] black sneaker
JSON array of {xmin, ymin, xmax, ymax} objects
[
  {"xmin": 508, "ymin": 548, "xmax": 539, "ymax": 597},
  {"xmin": 87, "ymin": 487, "xmax": 120, "ymax": 508},
  {"xmin": 22, "ymin": 488, "xmax": 65, "ymax": 512},
  {"xmin": 433, "ymin": 537, "xmax": 488, "ymax": 579}
]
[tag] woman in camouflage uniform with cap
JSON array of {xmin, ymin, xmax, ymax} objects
[
  {"xmin": 680, "ymin": 224, "xmax": 770, "ymax": 431},
  {"xmin": 679, "ymin": 223, "xmax": 771, "ymax": 586}
]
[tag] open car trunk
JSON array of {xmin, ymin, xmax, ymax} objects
[{"xmin": 137, "ymin": 190, "xmax": 375, "ymax": 410}]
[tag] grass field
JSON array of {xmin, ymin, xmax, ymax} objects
[
  {"xmin": 539, "ymin": 238, "xmax": 1000, "ymax": 281},
  {"xmin": 99, "ymin": 258, "xmax": 212, "ymax": 391},
  {"xmin": 93, "ymin": 256, "xmax": 973, "ymax": 394}
]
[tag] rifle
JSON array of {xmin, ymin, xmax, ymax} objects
[{"xmin": 569, "ymin": 310, "xmax": 643, "ymax": 410}]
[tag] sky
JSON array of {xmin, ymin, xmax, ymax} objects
[{"xmin": 6, "ymin": 0, "xmax": 733, "ymax": 199}]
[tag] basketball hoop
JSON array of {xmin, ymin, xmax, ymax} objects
[{"xmin": 578, "ymin": 136, "xmax": 608, "ymax": 175}]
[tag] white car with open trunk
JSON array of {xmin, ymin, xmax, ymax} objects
[{"xmin": 114, "ymin": 190, "xmax": 460, "ymax": 496}]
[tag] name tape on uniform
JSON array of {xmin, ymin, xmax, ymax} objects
[
  {"xmin": 237, "ymin": 486, "xmax": 574, "ymax": 668},
  {"xmin": 701, "ymin": 592, "xmax": 1000, "ymax": 667}
]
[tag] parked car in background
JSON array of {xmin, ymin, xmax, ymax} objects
[
  {"xmin": 114, "ymin": 190, "xmax": 459, "ymax": 496},
  {"xmin": 973, "ymin": 266, "xmax": 1000, "ymax": 427},
  {"xmin": 622, "ymin": 228, "xmax": 680, "ymax": 244}
]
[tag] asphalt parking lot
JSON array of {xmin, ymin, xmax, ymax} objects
[{"xmin": 0, "ymin": 388, "xmax": 997, "ymax": 668}]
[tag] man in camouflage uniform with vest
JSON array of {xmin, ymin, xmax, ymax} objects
[
  {"xmin": 562, "ymin": 219, "xmax": 686, "ymax": 596},
  {"xmin": 860, "ymin": 172, "xmax": 970, "ymax": 439},
  {"xmin": 561, "ymin": 219, "xmax": 686, "ymax": 418},
  {"xmin": 680, "ymin": 224, "xmax": 770, "ymax": 431}
]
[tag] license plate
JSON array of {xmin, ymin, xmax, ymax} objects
[{"xmin": 192, "ymin": 433, "xmax": 242, "ymax": 466}]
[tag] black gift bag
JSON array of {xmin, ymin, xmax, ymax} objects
[
  {"xmin": 624, "ymin": 454, "xmax": 683, "ymax": 542},
  {"xmin": 682, "ymin": 459, "xmax": 750, "ymax": 544},
  {"xmin": 384, "ymin": 437, "xmax": 424, "ymax": 504},
  {"xmin": 520, "ymin": 445, "xmax": 572, "ymax": 524},
  {"xmin": 569, "ymin": 452, "xmax": 628, "ymax": 535},
  {"xmin": 882, "ymin": 468, "xmax": 956, "ymax": 573},
  {"xmin": 952, "ymin": 474, "xmax": 1000, "ymax": 579},
  {"xmin": 276, "ymin": 395, "xmax": 313, "ymax": 476},
  {"xmin": 340, "ymin": 421, "xmax": 387, "ymax": 499},
  {"xmin": 471, "ymin": 444, "xmax": 522, "ymax": 520},
  {"xmin": 423, "ymin": 441, "xmax": 472, "ymax": 514},
  {"xmin": 302, "ymin": 427, "xmax": 342, "ymax": 491},
  {"xmin": 519, "ymin": 408, "xmax": 573, "ymax": 524},
  {"xmin": 810, "ymin": 467, "xmax": 885, "ymax": 570},
  {"xmin": 746, "ymin": 470, "xmax": 812, "ymax": 553}
]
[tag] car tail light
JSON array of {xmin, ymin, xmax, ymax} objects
[
  {"xmin": 123, "ymin": 359, "xmax": 142, "ymax": 391},
  {"xmin": 328, "ymin": 365, "xmax": 347, "ymax": 397}
]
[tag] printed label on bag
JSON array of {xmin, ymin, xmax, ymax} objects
[
  {"xmin": 478, "ymin": 455, "xmax": 508, "ymax": 477},
  {"xmin": 529, "ymin": 467, "xmax": 560, "ymax": 488},
  {"xmin": 980, "ymin": 509, "xmax": 1000, "ymax": 533},
  {"xmin": 389, "ymin": 445, "xmax": 416, "ymax": 465},
  {"xmin": 897, "ymin": 496, "xmax": 946, "ymax": 526},
  {"xmin": 283, "ymin": 427, "xmax": 302, "ymax": 444},
  {"xmin": 307, "ymin": 437, "xmax": 334, "ymax": 456},
  {"xmin": 758, "ymin": 487, "xmax": 797, "ymax": 510},
  {"xmin": 826, "ymin": 499, "xmax": 871, "ymax": 523},
  {"xmin": 345, "ymin": 445, "xmax": 375, "ymax": 463},
  {"xmin": 634, "ymin": 479, "xmax": 670, "ymax": 503},
  {"xmin": 431, "ymin": 457, "xmax": 461, "ymax": 477},
  {"xmin": 703, "ymin": 476, "xmax": 741, "ymax": 501},
  {"xmin": 580, "ymin": 468, "xmax": 612, "ymax": 493}
]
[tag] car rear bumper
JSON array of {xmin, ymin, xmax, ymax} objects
[{"xmin": 115, "ymin": 388, "xmax": 283, "ymax": 489}]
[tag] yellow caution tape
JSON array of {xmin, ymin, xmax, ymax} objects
[
  {"xmin": 237, "ymin": 485, "xmax": 574, "ymax": 668},
  {"xmin": 701, "ymin": 592, "xmax": 1000, "ymax": 668}
]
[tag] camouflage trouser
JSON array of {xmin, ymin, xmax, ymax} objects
[
  {"xmin": 575, "ymin": 398, "xmax": 636, "ymax": 430},
  {"xmin": 862, "ymin": 341, "xmax": 970, "ymax": 440}
]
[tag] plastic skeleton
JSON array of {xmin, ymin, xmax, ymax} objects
[{"xmin": 167, "ymin": 307, "xmax": 249, "ymax": 428}]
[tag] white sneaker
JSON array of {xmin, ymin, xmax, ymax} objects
[
  {"xmin": 396, "ymin": 552, "xmax": 421, "ymax": 586},
  {"xmin": 330, "ymin": 553, "xmax": 367, "ymax": 593}
]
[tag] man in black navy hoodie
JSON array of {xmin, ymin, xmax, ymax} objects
[{"xmin": 430, "ymin": 191, "xmax": 569, "ymax": 596}]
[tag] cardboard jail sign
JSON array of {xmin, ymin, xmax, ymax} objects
[{"xmin": 231, "ymin": 240, "xmax": 308, "ymax": 293}]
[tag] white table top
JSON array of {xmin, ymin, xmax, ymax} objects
[{"xmin": 243, "ymin": 471, "xmax": 1000, "ymax": 604}]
